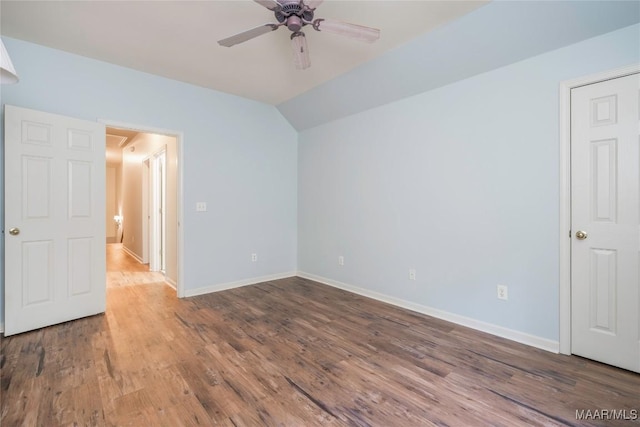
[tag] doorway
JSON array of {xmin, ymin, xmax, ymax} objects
[
  {"xmin": 559, "ymin": 65, "xmax": 639, "ymax": 373},
  {"xmin": 104, "ymin": 123, "xmax": 183, "ymax": 296}
]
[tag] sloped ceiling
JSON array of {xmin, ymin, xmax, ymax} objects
[
  {"xmin": 1, "ymin": 1, "xmax": 638, "ymax": 131},
  {"xmin": 279, "ymin": 1, "xmax": 640, "ymax": 130}
]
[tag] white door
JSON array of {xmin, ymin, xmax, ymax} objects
[
  {"xmin": 571, "ymin": 73, "xmax": 640, "ymax": 373},
  {"xmin": 4, "ymin": 105, "xmax": 106, "ymax": 336}
]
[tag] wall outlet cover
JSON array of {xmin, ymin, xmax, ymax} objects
[{"xmin": 497, "ymin": 285, "xmax": 508, "ymax": 300}]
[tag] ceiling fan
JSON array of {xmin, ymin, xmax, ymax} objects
[{"xmin": 217, "ymin": 0, "xmax": 380, "ymax": 70}]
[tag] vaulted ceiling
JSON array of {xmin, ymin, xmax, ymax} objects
[{"xmin": 1, "ymin": 1, "xmax": 638, "ymax": 130}]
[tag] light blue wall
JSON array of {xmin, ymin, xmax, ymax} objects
[
  {"xmin": 2, "ymin": 22, "xmax": 639, "ymax": 343},
  {"xmin": 0, "ymin": 37, "xmax": 298, "ymax": 324},
  {"xmin": 297, "ymin": 24, "xmax": 640, "ymax": 341}
]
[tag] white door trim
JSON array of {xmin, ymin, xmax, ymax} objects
[
  {"xmin": 148, "ymin": 147, "xmax": 167, "ymax": 273},
  {"xmin": 99, "ymin": 119, "xmax": 185, "ymax": 298},
  {"xmin": 142, "ymin": 157, "xmax": 150, "ymax": 264},
  {"xmin": 558, "ymin": 63, "xmax": 640, "ymax": 355}
]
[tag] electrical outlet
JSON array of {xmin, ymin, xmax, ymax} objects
[
  {"xmin": 497, "ymin": 285, "xmax": 508, "ymax": 300},
  {"xmin": 338, "ymin": 256, "xmax": 344, "ymax": 266},
  {"xmin": 409, "ymin": 269, "xmax": 416, "ymax": 280},
  {"xmin": 251, "ymin": 253, "xmax": 258, "ymax": 262},
  {"xmin": 196, "ymin": 202, "xmax": 207, "ymax": 212}
]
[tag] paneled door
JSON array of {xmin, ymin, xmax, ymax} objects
[
  {"xmin": 4, "ymin": 105, "xmax": 106, "ymax": 336},
  {"xmin": 571, "ymin": 73, "xmax": 639, "ymax": 373}
]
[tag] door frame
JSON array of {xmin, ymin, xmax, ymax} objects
[
  {"xmin": 558, "ymin": 63, "xmax": 639, "ymax": 355},
  {"xmin": 100, "ymin": 119, "xmax": 185, "ymax": 298},
  {"xmin": 148, "ymin": 147, "xmax": 167, "ymax": 273},
  {"xmin": 142, "ymin": 157, "xmax": 150, "ymax": 264}
]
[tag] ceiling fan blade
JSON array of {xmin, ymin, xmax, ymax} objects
[
  {"xmin": 303, "ymin": 0, "xmax": 323, "ymax": 10},
  {"xmin": 291, "ymin": 33, "xmax": 311, "ymax": 70},
  {"xmin": 218, "ymin": 24, "xmax": 279, "ymax": 47},
  {"xmin": 312, "ymin": 19, "xmax": 380, "ymax": 43},
  {"xmin": 253, "ymin": 0, "xmax": 280, "ymax": 11}
]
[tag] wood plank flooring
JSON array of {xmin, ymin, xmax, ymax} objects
[
  {"xmin": 1, "ymin": 246, "xmax": 639, "ymax": 426},
  {"xmin": 106, "ymin": 243, "xmax": 166, "ymax": 289}
]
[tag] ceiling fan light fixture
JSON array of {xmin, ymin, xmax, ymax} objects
[
  {"xmin": 286, "ymin": 15, "xmax": 303, "ymax": 32},
  {"xmin": 291, "ymin": 32, "xmax": 310, "ymax": 70}
]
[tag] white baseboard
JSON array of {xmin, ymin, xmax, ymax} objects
[
  {"xmin": 184, "ymin": 271, "xmax": 297, "ymax": 298},
  {"xmin": 0, "ymin": 322, "xmax": 4, "ymax": 334},
  {"xmin": 122, "ymin": 245, "xmax": 143, "ymax": 264},
  {"xmin": 296, "ymin": 271, "xmax": 559, "ymax": 354},
  {"xmin": 165, "ymin": 276, "xmax": 177, "ymax": 290}
]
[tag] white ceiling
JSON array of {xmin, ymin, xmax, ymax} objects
[
  {"xmin": 106, "ymin": 127, "xmax": 139, "ymax": 166},
  {"xmin": 0, "ymin": 0, "xmax": 487, "ymax": 105}
]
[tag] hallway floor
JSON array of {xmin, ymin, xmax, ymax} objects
[{"xmin": 106, "ymin": 243, "xmax": 166, "ymax": 288}]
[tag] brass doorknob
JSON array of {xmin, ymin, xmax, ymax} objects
[
  {"xmin": 575, "ymin": 230, "xmax": 588, "ymax": 240},
  {"xmin": 9, "ymin": 227, "xmax": 20, "ymax": 236}
]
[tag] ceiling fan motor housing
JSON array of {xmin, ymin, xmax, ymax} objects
[{"xmin": 275, "ymin": 0, "xmax": 314, "ymax": 32}]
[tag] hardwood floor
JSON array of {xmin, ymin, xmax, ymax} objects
[
  {"xmin": 1, "ymin": 249, "xmax": 638, "ymax": 426},
  {"xmin": 106, "ymin": 243, "xmax": 166, "ymax": 288}
]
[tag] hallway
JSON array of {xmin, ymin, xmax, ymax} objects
[{"xmin": 106, "ymin": 243, "xmax": 167, "ymax": 288}]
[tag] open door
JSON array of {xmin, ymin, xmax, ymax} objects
[{"xmin": 4, "ymin": 105, "xmax": 106, "ymax": 336}]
